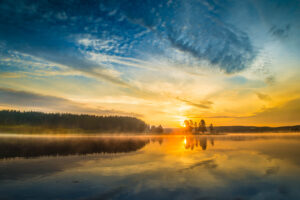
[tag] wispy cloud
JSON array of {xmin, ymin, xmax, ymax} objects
[
  {"xmin": 0, "ymin": 0, "xmax": 258, "ymax": 78},
  {"xmin": 188, "ymin": 115, "xmax": 248, "ymax": 119},
  {"xmin": 176, "ymin": 97, "xmax": 213, "ymax": 109},
  {"xmin": 0, "ymin": 72, "xmax": 24, "ymax": 78},
  {"xmin": 250, "ymin": 98, "xmax": 300, "ymax": 123},
  {"xmin": 178, "ymin": 159, "xmax": 218, "ymax": 172},
  {"xmin": 119, "ymin": 0, "xmax": 256, "ymax": 73},
  {"xmin": 256, "ymin": 92, "xmax": 272, "ymax": 101},
  {"xmin": 0, "ymin": 87, "xmax": 142, "ymax": 117},
  {"xmin": 264, "ymin": 75, "xmax": 276, "ymax": 86},
  {"xmin": 0, "ymin": 49, "xmax": 130, "ymax": 87},
  {"xmin": 223, "ymin": 98, "xmax": 300, "ymax": 126},
  {"xmin": 269, "ymin": 24, "xmax": 291, "ymax": 39}
]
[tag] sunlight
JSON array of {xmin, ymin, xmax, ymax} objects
[
  {"xmin": 180, "ymin": 120, "xmax": 186, "ymax": 128},
  {"xmin": 183, "ymin": 136, "xmax": 187, "ymax": 145},
  {"xmin": 176, "ymin": 116, "xmax": 187, "ymax": 128}
]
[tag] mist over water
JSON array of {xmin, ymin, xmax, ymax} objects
[{"xmin": 0, "ymin": 133, "xmax": 300, "ymax": 200}]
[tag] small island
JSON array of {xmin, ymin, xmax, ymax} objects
[{"xmin": 178, "ymin": 119, "xmax": 300, "ymax": 134}]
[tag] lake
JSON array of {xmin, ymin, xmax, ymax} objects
[{"xmin": 0, "ymin": 133, "xmax": 300, "ymax": 200}]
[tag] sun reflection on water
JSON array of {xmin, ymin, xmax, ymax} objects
[{"xmin": 183, "ymin": 136, "xmax": 187, "ymax": 145}]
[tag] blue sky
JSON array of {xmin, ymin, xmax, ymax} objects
[{"xmin": 0, "ymin": 0, "xmax": 299, "ymax": 127}]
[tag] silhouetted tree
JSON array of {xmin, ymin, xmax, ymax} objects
[
  {"xmin": 194, "ymin": 121, "xmax": 198, "ymax": 133},
  {"xmin": 184, "ymin": 120, "xmax": 192, "ymax": 132},
  {"xmin": 156, "ymin": 125, "xmax": 164, "ymax": 134},
  {"xmin": 183, "ymin": 119, "xmax": 210, "ymax": 134},
  {"xmin": 184, "ymin": 120, "xmax": 190, "ymax": 128},
  {"xmin": 199, "ymin": 119, "xmax": 207, "ymax": 134},
  {"xmin": 150, "ymin": 124, "xmax": 164, "ymax": 134},
  {"xmin": 150, "ymin": 125, "xmax": 156, "ymax": 133},
  {"xmin": 209, "ymin": 123, "xmax": 214, "ymax": 134}
]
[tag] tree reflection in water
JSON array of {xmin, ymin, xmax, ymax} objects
[
  {"xmin": 0, "ymin": 136, "xmax": 165, "ymax": 159},
  {"xmin": 183, "ymin": 136, "xmax": 215, "ymax": 150}
]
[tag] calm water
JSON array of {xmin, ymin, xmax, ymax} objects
[{"xmin": 1, "ymin": 133, "xmax": 300, "ymax": 200}]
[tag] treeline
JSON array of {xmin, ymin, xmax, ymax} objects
[
  {"xmin": 0, "ymin": 110, "xmax": 148, "ymax": 133},
  {"xmin": 214, "ymin": 125, "xmax": 300, "ymax": 133}
]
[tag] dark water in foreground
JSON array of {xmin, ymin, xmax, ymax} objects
[{"xmin": 0, "ymin": 133, "xmax": 300, "ymax": 200}]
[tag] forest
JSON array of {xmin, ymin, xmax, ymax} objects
[{"xmin": 0, "ymin": 110, "xmax": 148, "ymax": 133}]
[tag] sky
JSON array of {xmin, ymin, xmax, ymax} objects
[{"xmin": 0, "ymin": 0, "xmax": 299, "ymax": 127}]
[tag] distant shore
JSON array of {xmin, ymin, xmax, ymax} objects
[
  {"xmin": 0, "ymin": 110, "xmax": 149, "ymax": 134},
  {"xmin": 1, "ymin": 110, "xmax": 299, "ymax": 135}
]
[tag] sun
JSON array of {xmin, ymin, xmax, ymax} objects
[{"xmin": 180, "ymin": 120, "xmax": 186, "ymax": 127}]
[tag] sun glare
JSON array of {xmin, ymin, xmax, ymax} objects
[
  {"xmin": 180, "ymin": 120, "xmax": 186, "ymax": 127},
  {"xmin": 183, "ymin": 137, "xmax": 187, "ymax": 145}
]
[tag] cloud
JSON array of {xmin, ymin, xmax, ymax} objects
[
  {"xmin": 0, "ymin": 87, "xmax": 141, "ymax": 117},
  {"xmin": 0, "ymin": 50, "xmax": 132, "ymax": 88},
  {"xmin": 1, "ymin": 0, "xmax": 299, "ymax": 79},
  {"xmin": 119, "ymin": 0, "xmax": 256, "ymax": 73},
  {"xmin": 176, "ymin": 97, "xmax": 213, "ymax": 109},
  {"xmin": 16, "ymin": 45, "xmax": 130, "ymax": 87},
  {"xmin": 252, "ymin": 99, "xmax": 300, "ymax": 121},
  {"xmin": 256, "ymin": 92, "xmax": 272, "ymax": 101},
  {"xmin": 179, "ymin": 159, "xmax": 218, "ymax": 172},
  {"xmin": 166, "ymin": 25, "xmax": 255, "ymax": 73},
  {"xmin": 0, "ymin": 1, "xmax": 132, "ymax": 87},
  {"xmin": 233, "ymin": 98, "xmax": 300, "ymax": 126},
  {"xmin": 265, "ymin": 76, "xmax": 276, "ymax": 85},
  {"xmin": 188, "ymin": 115, "xmax": 246, "ymax": 119},
  {"xmin": 0, "ymin": 72, "xmax": 24, "ymax": 78},
  {"xmin": 190, "ymin": 98, "xmax": 300, "ymax": 125},
  {"xmin": 265, "ymin": 166, "xmax": 280, "ymax": 176},
  {"xmin": 86, "ymin": 52, "xmax": 156, "ymax": 71},
  {"xmin": 269, "ymin": 24, "xmax": 291, "ymax": 39}
]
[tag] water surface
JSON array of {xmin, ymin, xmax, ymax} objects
[{"xmin": 1, "ymin": 133, "xmax": 300, "ymax": 200}]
